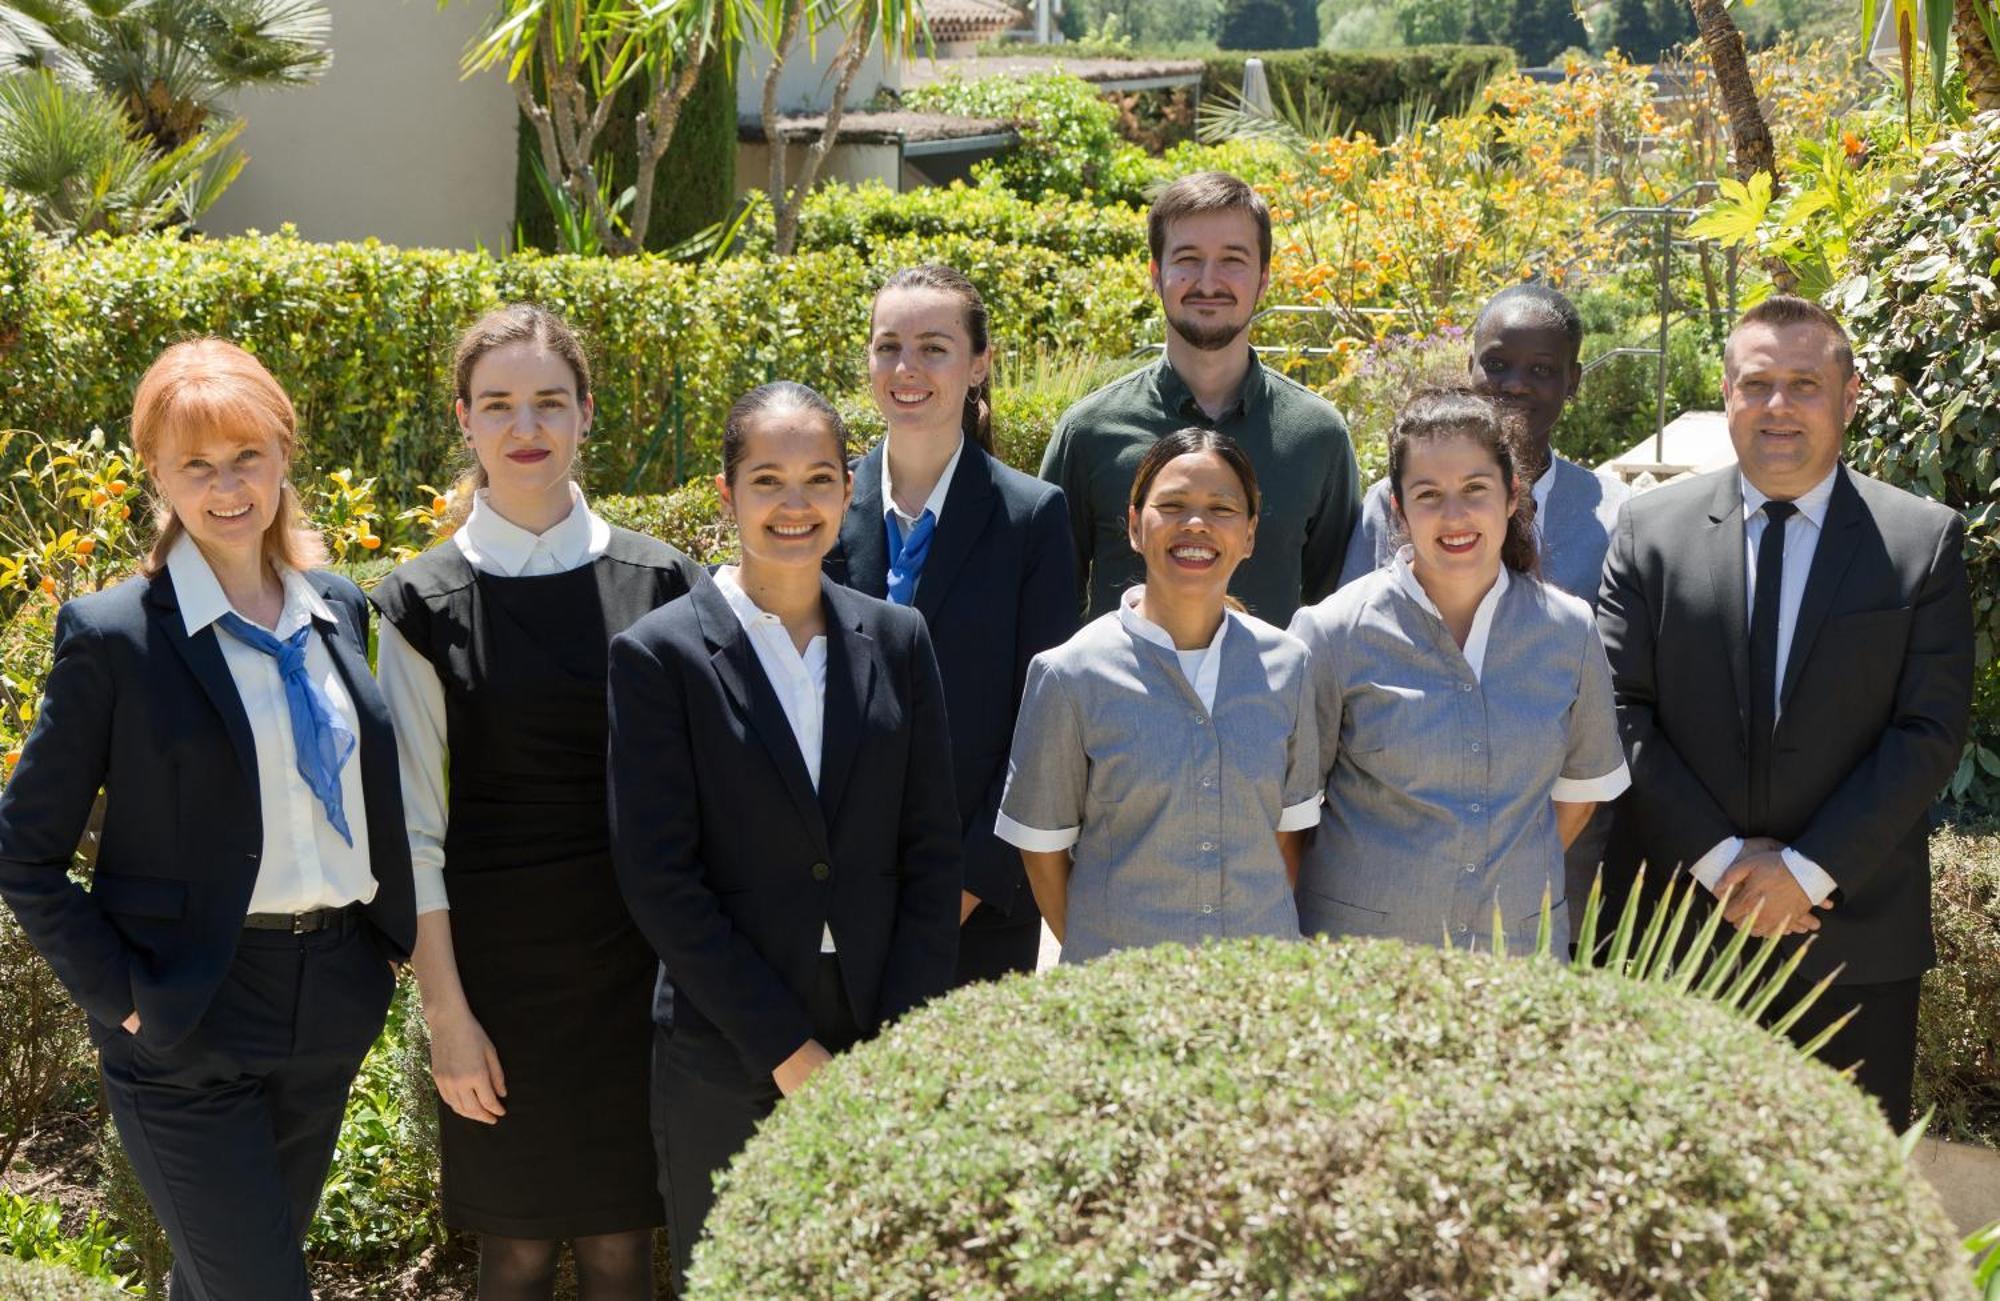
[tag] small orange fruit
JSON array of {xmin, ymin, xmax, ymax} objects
[
  {"xmin": 3, "ymin": 750, "xmax": 20, "ymax": 769},
  {"xmin": 90, "ymin": 491, "xmax": 109, "ymax": 506},
  {"xmin": 432, "ymin": 495, "xmax": 450, "ymax": 514},
  {"xmin": 359, "ymin": 534, "xmax": 382, "ymax": 550},
  {"xmin": 39, "ymin": 576, "xmax": 56, "ymax": 596},
  {"xmin": 118, "ymin": 505, "xmax": 131, "ymax": 520},
  {"xmin": 75, "ymin": 538, "xmax": 95, "ymax": 557},
  {"xmin": 107, "ymin": 480, "xmax": 129, "ymax": 497}
]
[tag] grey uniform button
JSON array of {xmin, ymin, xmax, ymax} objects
[
  {"xmin": 810, "ymin": 861, "xmax": 830, "ymax": 882},
  {"xmin": 1200, "ymin": 904, "xmax": 1215, "ymax": 915},
  {"xmin": 1194, "ymin": 714, "xmax": 1208, "ymax": 725},
  {"xmin": 1470, "ymin": 742, "xmax": 1482, "ymax": 753},
  {"xmin": 1469, "ymin": 803, "xmax": 1482, "ymax": 814},
  {"xmin": 1463, "ymin": 862, "xmax": 1476, "ymax": 874}
]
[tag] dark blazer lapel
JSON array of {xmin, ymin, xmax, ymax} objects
[
  {"xmin": 913, "ymin": 444, "xmax": 998, "ymax": 622},
  {"xmin": 834, "ymin": 443, "xmax": 891, "ymax": 599},
  {"xmin": 691, "ymin": 581, "xmax": 829, "ymax": 849},
  {"xmin": 309, "ymin": 582, "xmax": 394, "ymax": 777},
  {"xmin": 816, "ymin": 580, "xmax": 877, "ymax": 823},
  {"xmin": 1779, "ymin": 466, "xmax": 1865, "ymax": 709},
  {"xmin": 142, "ymin": 570, "xmax": 257, "ymax": 781},
  {"xmin": 1702, "ymin": 470, "xmax": 1752, "ymax": 733}
]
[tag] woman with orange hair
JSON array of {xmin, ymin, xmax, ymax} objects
[{"xmin": 0, "ymin": 339, "xmax": 416, "ymax": 1299}]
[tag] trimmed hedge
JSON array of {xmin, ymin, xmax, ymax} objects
[
  {"xmin": 773, "ymin": 180, "xmax": 1151, "ymax": 261},
  {"xmin": 0, "ymin": 1259, "xmax": 123, "ymax": 1301},
  {"xmin": 902, "ymin": 73, "xmax": 1128, "ymax": 201},
  {"xmin": 1200, "ymin": 45, "xmax": 1516, "ymax": 132},
  {"xmin": 692, "ymin": 937, "xmax": 1964, "ymax": 1296},
  {"xmin": 0, "ymin": 223, "xmax": 1152, "ymax": 494}
]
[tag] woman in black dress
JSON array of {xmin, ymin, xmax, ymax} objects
[{"xmin": 373, "ymin": 306, "xmax": 704, "ymax": 1299}]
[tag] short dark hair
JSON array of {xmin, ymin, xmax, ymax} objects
[
  {"xmin": 1148, "ymin": 172, "xmax": 1272, "ymax": 270},
  {"xmin": 1129, "ymin": 427, "xmax": 1261, "ymax": 519},
  {"xmin": 1474, "ymin": 282, "xmax": 1583, "ymax": 358},
  {"xmin": 721, "ymin": 381, "xmax": 848, "ymax": 484},
  {"xmin": 1724, "ymin": 295, "xmax": 1854, "ymax": 378},
  {"xmin": 1387, "ymin": 384, "xmax": 1540, "ymax": 577}
]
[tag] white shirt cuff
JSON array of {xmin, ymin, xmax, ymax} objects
[
  {"xmin": 412, "ymin": 865, "xmax": 450, "ymax": 915},
  {"xmin": 1688, "ymin": 836, "xmax": 1743, "ymax": 895},
  {"xmin": 995, "ymin": 810, "xmax": 1080, "ymax": 853},
  {"xmin": 1781, "ymin": 847, "xmax": 1837, "ymax": 906},
  {"xmin": 1276, "ymin": 795, "xmax": 1323, "ymax": 833},
  {"xmin": 1551, "ymin": 761, "xmax": 1632, "ymax": 804}
]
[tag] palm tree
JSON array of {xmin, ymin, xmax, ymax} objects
[
  {"xmin": 0, "ymin": 0, "xmax": 331, "ymax": 151},
  {"xmin": 1685, "ymin": 0, "xmax": 1777, "ymax": 184},
  {"xmin": 1960, "ymin": 0, "xmax": 2000, "ymax": 108}
]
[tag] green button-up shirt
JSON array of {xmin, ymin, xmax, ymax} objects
[{"xmin": 1039, "ymin": 351, "xmax": 1361, "ymax": 624}]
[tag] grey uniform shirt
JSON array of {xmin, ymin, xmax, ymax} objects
[
  {"xmin": 1288, "ymin": 552, "xmax": 1629, "ymax": 952},
  {"xmin": 997, "ymin": 590, "xmax": 1322, "ymax": 964}
]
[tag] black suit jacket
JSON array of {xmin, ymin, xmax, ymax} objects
[
  {"xmin": 607, "ymin": 576, "xmax": 961, "ymax": 1079},
  {"xmin": 1597, "ymin": 465, "xmax": 1972, "ymax": 984},
  {"xmin": 826, "ymin": 442, "xmax": 1077, "ymax": 920},
  {"xmin": 0, "ymin": 568, "xmax": 416, "ymax": 1046}
]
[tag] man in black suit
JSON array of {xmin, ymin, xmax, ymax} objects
[{"xmin": 1597, "ymin": 296, "xmax": 1973, "ymax": 1129}]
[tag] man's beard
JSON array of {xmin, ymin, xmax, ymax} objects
[{"xmin": 1166, "ymin": 309, "xmax": 1249, "ymax": 352}]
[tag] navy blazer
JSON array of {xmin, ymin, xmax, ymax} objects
[
  {"xmin": 0, "ymin": 568, "xmax": 417, "ymax": 1047},
  {"xmin": 826, "ymin": 443, "xmax": 1077, "ymax": 917},
  {"xmin": 607, "ymin": 576, "xmax": 961, "ymax": 1079}
]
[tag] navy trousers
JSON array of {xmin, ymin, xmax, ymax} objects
[
  {"xmin": 96, "ymin": 912, "xmax": 395, "ymax": 1301},
  {"xmin": 951, "ymin": 907, "xmax": 1041, "ymax": 987}
]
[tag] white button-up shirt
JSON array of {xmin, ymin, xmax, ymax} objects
[
  {"xmin": 881, "ymin": 438, "xmax": 963, "ymax": 534},
  {"xmin": 376, "ymin": 485, "xmax": 611, "ymax": 914},
  {"xmin": 713, "ymin": 566, "xmax": 836, "ymax": 954},
  {"xmin": 1687, "ymin": 468, "xmax": 1841, "ymax": 905},
  {"xmin": 166, "ymin": 534, "xmax": 376, "ymax": 916}
]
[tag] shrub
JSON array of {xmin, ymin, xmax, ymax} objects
[
  {"xmin": 1916, "ymin": 818, "xmax": 2000, "ymax": 1145},
  {"xmin": 0, "ymin": 223, "xmax": 1151, "ymax": 497},
  {"xmin": 596, "ymin": 481, "xmax": 739, "ymax": 567},
  {"xmin": 1199, "ymin": 45, "xmax": 1515, "ymax": 134},
  {"xmin": 775, "ymin": 180, "xmax": 1150, "ymax": 261},
  {"xmin": 901, "ymin": 73, "xmax": 1127, "ymax": 200},
  {"xmin": 0, "ymin": 907, "xmax": 91, "ymax": 1175},
  {"xmin": 0, "ymin": 1197, "xmax": 131, "ymax": 1295},
  {"xmin": 1838, "ymin": 111, "xmax": 2000, "ymax": 809},
  {"xmin": 0, "ymin": 1257, "xmax": 126, "ymax": 1301},
  {"xmin": 692, "ymin": 937, "xmax": 1965, "ymax": 1297}
]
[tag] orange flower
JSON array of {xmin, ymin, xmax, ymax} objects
[
  {"xmin": 3, "ymin": 750, "xmax": 20, "ymax": 769},
  {"xmin": 432, "ymin": 495, "xmax": 450, "ymax": 515}
]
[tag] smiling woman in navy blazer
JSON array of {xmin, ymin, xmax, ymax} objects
[
  {"xmin": 0, "ymin": 339, "xmax": 414, "ymax": 1300},
  {"xmin": 827, "ymin": 265, "xmax": 1077, "ymax": 982},
  {"xmin": 608, "ymin": 381, "xmax": 960, "ymax": 1289}
]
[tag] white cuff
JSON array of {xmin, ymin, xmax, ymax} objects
[
  {"xmin": 995, "ymin": 810, "xmax": 1079, "ymax": 853},
  {"xmin": 1551, "ymin": 761, "xmax": 1631, "ymax": 804},
  {"xmin": 1276, "ymin": 795, "xmax": 1323, "ymax": 833},
  {"xmin": 1780, "ymin": 847, "xmax": 1838, "ymax": 906},
  {"xmin": 1688, "ymin": 836, "xmax": 1743, "ymax": 895},
  {"xmin": 412, "ymin": 866, "xmax": 451, "ymax": 916}
]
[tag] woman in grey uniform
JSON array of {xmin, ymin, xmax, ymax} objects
[
  {"xmin": 1289, "ymin": 386, "xmax": 1629, "ymax": 953},
  {"xmin": 997, "ymin": 428, "xmax": 1321, "ymax": 963}
]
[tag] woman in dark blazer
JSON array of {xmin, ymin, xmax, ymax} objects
[
  {"xmin": 828, "ymin": 264, "xmax": 1077, "ymax": 982},
  {"xmin": 0, "ymin": 339, "xmax": 415, "ymax": 1300},
  {"xmin": 608, "ymin": 381, "xmax": 961, "ymax": 1289}
]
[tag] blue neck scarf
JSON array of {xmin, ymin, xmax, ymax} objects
[
  {"xmin": 885, "ymin": 509, "xmax": 936, "ymax": 606},
  {"xmin": 216, "ymin": 611, "xmax": 357, "ymax": 846}
]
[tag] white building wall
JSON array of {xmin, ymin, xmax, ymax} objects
[{"xmin": 201, "ymin": 0, "xmax": 519, "ymax": 252}]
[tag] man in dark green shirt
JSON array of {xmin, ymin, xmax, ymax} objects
[{"xmin": 1040, "ymin": 171, "xmax": 1360, "ymax": 624}]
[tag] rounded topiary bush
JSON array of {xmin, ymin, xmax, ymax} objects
[{"xmin": 692, "ymin": 938, "xmax": 1964, "ymax": 1299}]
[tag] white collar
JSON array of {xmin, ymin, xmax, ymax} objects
[
  {"xmin": 459, "ymin": 483, "xmax": 609, "ymax": 577},
  {"xmin": 166, "ymin": 531, "xmax": 333, "ymax": 639},
  {"xmin": 1739, "ymin": 465, "xmax": 1838, "ymax": 529},
  {"xmin": 1117, "ymin": 585, "xmax": 1235, "ymax": 657},
  {"xmin": 712, "ymin": 565, "xmax": 826, "ymax": 644},
  {"xmin": 1531, "ymin": 458, "xmax": 1561, "ymax": 519},
  {"xmin": 881, "ymin": 437, "xmax": 964, "ymax": 529},
  {"xmin": 1390, "ymin": 545, "xmax": 1510, "ymax": 682}
]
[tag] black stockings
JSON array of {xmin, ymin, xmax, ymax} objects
[{"xmin": 477, "ymin": 1231, "xmax": 655, "ymax": 1301}]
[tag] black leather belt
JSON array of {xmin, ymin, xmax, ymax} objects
[{"xmin": 242, "ymin": 903, "xmax": 360, "ymax": 934}]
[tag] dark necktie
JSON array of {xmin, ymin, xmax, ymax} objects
[{"xmin": 1747, "ymin": 499, "xmax": 1797, "ymax": 829}]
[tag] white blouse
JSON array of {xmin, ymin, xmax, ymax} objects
[
  {"xmin": 164, "ymin": 534, "xmax": 377, "ymax": 915},
  {"xmin": 376, "ymin": 486, "xmax": 610, "ymax": 914}
]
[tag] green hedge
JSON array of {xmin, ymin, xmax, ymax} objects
[
  {"xmin": 902, "ymin": 73, "xmax": 1128, "ymax": 201},
  {"xmin": 0, "ymin": 223, "xmax": 1152, "ymax": 495},
  {"xmin": 770, "ymin": 180, "xmax": 1151, "ymax": 261},
  {"xmin": 1200, "ymin": 45, "xmax": 1516, "ymax": 132},
  {"xmin": 692, "ymin": 937, "xmax": 1964, "ymax": 1296},
  {"xmin": 0, "ymin": 1258, "xmax": 123, "ymax": 1301}
]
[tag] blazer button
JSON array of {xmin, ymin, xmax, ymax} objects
[{"xmin": 811, "ymin": 861, "xmax": 830, "ymax": 882}]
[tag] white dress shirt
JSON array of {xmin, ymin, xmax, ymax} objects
[
  {"xmin": 881, "ymin": 438, "xmax": 963, "ymax": 533},
  {"xmin": 1530, "ymin": 462, "xmax": 1556, "ymax": 541},
  {"xmin": 1686, "ymin": 468, "xmax": 1840, "ymax": 905},
  {"xmin": 376, "ymin": 485, "xmax": 611, "ymax": 914},
  {"xmin": 165, "ymin": 534, "xmax": 376, "ymax": 916},
  {"xmin": 713, "ymin": 566, "xmax": 837, "ymax": 954}
]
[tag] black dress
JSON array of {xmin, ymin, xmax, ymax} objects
[{"xmin": 371, "ymin": 527, "xmax": 705, "ymax": 1239}]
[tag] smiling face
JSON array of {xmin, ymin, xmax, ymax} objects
[
  {"xmin": 154, "ymin": 422, "xmax": 287, "ymax": 567},
  {"xmin": 1393, "ymin": 433, "xmax": 1514, "ymax": 587},
  {"xmin": 1127, "ymin": 449, "xmax": 1256, "ymax": 602},
  {"xmin": 868, "ymin": 285, "xmax": 989, "ymax": 442},
  {"xmin": 1470, "ymin": 303, "xmax": 1580, "ymax": 459},
  {"xmin": 457, "ymin": 339, "xmax": 592, "ymax": 508},
  {"xmin": 1723, "ymin": 320, "xmax": 1857, "ymax": 500},
  {"xmin": 1150, "ymin": 210, "xmax": 1269, "ymax": 352},
  {"xmin": 716, "ymin": 409, "xmax": 852, "ymax": 570}
]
